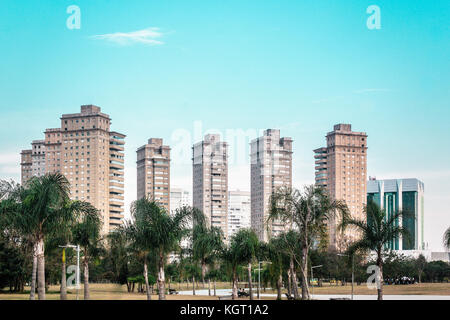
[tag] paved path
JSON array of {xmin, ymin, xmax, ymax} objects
[{"xmin": 178, "ymin": 289, "xmax": 450, "ymax": 300}]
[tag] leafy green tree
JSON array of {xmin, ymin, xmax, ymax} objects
[
  {"xmin": 269, "ymin": 185, "xmax": 349, "ymax": 300},
  {"xmin": 0, "ymin": 238, "xmax": 28, "ymax": 292},
  {"xmin": 423, "ymin": 261, "xmax": 450, "ymax": 282},
  {"xmin": 341, "ymin": 201, "xmax": 411, "ymax": 300}
]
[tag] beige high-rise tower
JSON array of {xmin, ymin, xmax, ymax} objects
[
  {"xmin": 20, "ymin": 105, "xmax": 126, "ymax": 234},
  {"xmin": 192, "ymin": 134, "xmax": 228, "ymax": 239},
  {"xmin": 136, "ymin": 138, "xmax": 171, "ymax": 212},
  {"xmin": 314, "ymin": 124, "xmax": 367, "ymax": 250},
  {"xmin": 251, "ymin": 129, "xmax": 292, "ymax": 242}
]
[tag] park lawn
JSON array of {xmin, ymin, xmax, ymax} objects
[
  {"xmin": 0, "ymin": 283, "xmax": 240, "ymax": 300},
  {"xmin": 310, "ymin": 282, "xmax": 450, "ymax": 295},
  {"xmin": 1, "ymin": 282, "xmax": 449, "ymax": 300}
]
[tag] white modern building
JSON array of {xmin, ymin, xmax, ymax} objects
[
  {"xmin": 228, "ymin": 190, "xmax": 251, "ymax": 238},
  {"xmin": 367, "ymin": 178, "xmax": 425, "ymax": 250}
]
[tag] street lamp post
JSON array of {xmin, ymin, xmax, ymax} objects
[
  {"xmin": 337, "ymin": 253, "xmax": 354, "ymax": 300},
  {"xmin": 310, "ymin": 265, "xmax": 322, "ymax": 299},
  {"xmin": 257, "ymin": 261, "xmax": 271, "ymax": 300}
]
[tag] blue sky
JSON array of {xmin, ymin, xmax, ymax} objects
[{"xmin": 0, "ymin": 0, "xmax": 449, "ymax": 250}]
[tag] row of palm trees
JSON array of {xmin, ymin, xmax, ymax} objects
[
  {"xmin": 1, "ymin": 173, "xmax": 449, "ymax": 301},
  {"xmin": 0, "ymin": 173, "xmax": 102, "ymax": 300}
]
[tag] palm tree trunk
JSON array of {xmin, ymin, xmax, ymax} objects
[
  {"xmin": 201, "ymin": 261, "xmax": 206, "ymax": 288},
  {"xmin": 192, "ymin": 276, "xmax": 196, "ymax": 295},
  {"xmin": 30, "ymin": 244, "xmax": 37, "ymax": 300},
  {"xmin": 248, "ymin": 262, "xmax": 253, "ymax": 300},
  {"xmin": 213, "ymin": 279, "xmax": 216, "ymax": 296},
  {"xmin": 143, "ymin": 261, "xmax": 151, "ymax": 300},
  {"xmin": 208, "ymin": 279, "xmax": 211, "ymax": 296},
  {"xmin": 157, "ymin": 255, "xmax": 166, "ymax": 300},
  {"xmin": 232, "ymin": 269, "xmax": 238, "ymax": 300},
  {"xmin": 300, "ymin": 246, "xmax": 310, "ymax": 300},
  {"xmin": 60, "ymin": 249, "xmax": 67, "ymax": 300},
  {"xmin": 83, "ymin": 258, "xmax": 90, "ymax": 300},
  {"xmin": 36, "ymin": 238, "xmax": 45, "ymax": 300},
  {"xmin": 287, "ymin": 269, "xmax": 292, "ymax": 297},
  {"xmin": 377, "ymin": 252, "xmax": 383, "ymax": 301},
  {"xmin": 290, "ymin": 256, "xmax": 299, "ymax": 299},
  {"xmin": 277, "ymin": 274, "xmax": 282, "ymax": 300}
]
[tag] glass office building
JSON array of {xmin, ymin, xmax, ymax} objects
[{"xmin": 367, "ymin": 178, "xmax": 425, "ymax": 250}]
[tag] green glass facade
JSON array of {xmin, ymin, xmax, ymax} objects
[
  {"xmin": 367, "ymin": 178, "xmax": 424, "ymax": 250},
  {"xmin": 402, "ymin": 191, "xmax": 416, "ymax": 250}
]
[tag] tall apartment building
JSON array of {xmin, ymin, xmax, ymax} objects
[
  {"xmin": 20, "ymin": 141, "xmax": 46, "ymax": 184},
  {"xmin": 20, "ymin": 105, "xmax": 126, "ymax": 234},
  {"xmin": 367, "ymin": 178, "xmax": 425, "ymax": 250},
  {"xmin": 314, "ymin": 124, "xmax": 367, "ymax": 250},
  {"xmin": 251, "ymin": 129, "xmax": 293, "ymax": 242},
  {"xmin": 192, "ymin": 134, "xmax": 228, "ymax": 238},
  {"xmin": 20, "ymin": 150, "xmax": 32, "ymax": 185},
  {"xmin": 136, "ymin": 138, "xmax": 171, "ymax": 212},
  {"xmin": 228, "ymin": 190, "xmax": 251, "ymax": 238}
]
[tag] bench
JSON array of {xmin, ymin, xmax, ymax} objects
[
  {"xmin": 218, "ymin": 295, "xmax": 233, "ymax": 300},
  {"xmin": 169, "ymin": 289, "xmax": 178, "ymax": 295},
  {"xmin": 284, "ymin": 293, "xmax": 295, "ymax": 300}
]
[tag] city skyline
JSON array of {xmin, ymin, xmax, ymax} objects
[{"xmin": 0, "ymin": 1, "xmax": 449, "ymax": 250}]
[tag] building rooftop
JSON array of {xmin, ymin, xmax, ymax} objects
[{"xmin": 367, "ymin": 178, "xmax": 425, "ymax": 193}]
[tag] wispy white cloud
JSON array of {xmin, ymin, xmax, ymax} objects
[{"xmin": 91, "ymin": 27, "xmax": 165, "ymax": 46}]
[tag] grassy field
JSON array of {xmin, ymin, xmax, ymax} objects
[{"xmin": 1, "ymin": 282, "xmax": 449, "ymax": 300}]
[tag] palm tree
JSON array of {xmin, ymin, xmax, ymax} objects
[
  {"xmin": 266, "ymin": 236, "xmax": 287, "ymax": 300},
  {"xmin": 444, "ymin": 227, "xmax": 450, "ymax": 250},
  {"xmin": 107, "ymin": 228, "xmax": 130, "ymax": 288},
  {"xmin": 192, "ymin": 211, "xmax": 224, "ymax": 287},
  {"xmin": 122, "ymin": 202, "xmax": 154, "ymax": 300},
  {"xmin": 72, "ymin": 202, "xmax": 103, "ymax": 300},
  {"xmin": 233, "ymin": 228, "xmax": 259, "ymax": 300},
  {"xmin": 11, "ymin": 173, "xmax": 72, "ymax": 300},
  {"xmin": 269, "ymin": 185, "xmax": 349, "ymax": 300},
  {"xmin": 340, "ymin": 200, "xmax": 411, "ymax": 300},
  {"xmin": 221, "ymin": 243, "xmax": 240, "ymax": 299},
  {"xmin": 128, "ymin": 198, "xmax": 192, "ymax": 300}
]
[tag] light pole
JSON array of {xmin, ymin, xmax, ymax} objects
[
  {"xmin": 337, "ymin": 253, "xmax": 354, "ymax": 300},
  {"xmin": 310, "ymin": 265, "xmax": 322, "ymax": 299},
  {"xmin": 257, "ymin": 261, "xmax": 271, "ymax": 300},
  {"xmin": 59, "ymin": 244, "xmax": 80, "ymax": 300}
]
